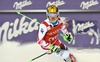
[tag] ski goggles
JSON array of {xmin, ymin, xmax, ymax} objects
[{"xmin": 47, "ymin": 13, "xmax": 58, "ymax": 17}]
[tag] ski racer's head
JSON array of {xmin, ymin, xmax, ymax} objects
[{"xmin": 47, "ymin": 5, "xmax": 59, "ymax": 23}]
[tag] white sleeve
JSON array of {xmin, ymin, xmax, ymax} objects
[
  {"xmin": 60, "ymin": 17, "xmax": 69, "ymax": 34},
  {"xmin": 60, "ymin": 25, "xmax": 68, "ymax": 34},
  {"xmin": 38, "ymin": 24, "xmax": 47, "ymax": 41},
  {"xmin": 37, "ymin": 24, "xmax": 49, "ymax": 47}
]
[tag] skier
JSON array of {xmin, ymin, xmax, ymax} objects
[{"xmin": 37, "ymin": 5, "xmax": 76, "ymax": 62}]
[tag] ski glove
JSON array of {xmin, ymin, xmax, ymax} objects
[
  {"xmin": 60, "ymin": 32, "xmax": 73, "ymax": 44},
  {"xmin": 47, "ymin": 44, "xmax": 61, "ymax": 53}
]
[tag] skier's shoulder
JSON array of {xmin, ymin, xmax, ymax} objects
[
  {"xmin": 58, "ymin": 17, "xmax": 69, "ymax": 24},
  {"xmin": 57, "ymin": 17, "xmax": 64, "ymax": 22},
  {"xmin": 58, "ymin": 17, "xmax": 66, "ymax": 22},
  {"xmin": 39, "ymin": 19, "xmax": 50, "ymax": 30},
  {"xmin": 41, "ymin": 19, "xmax": 50, "ymax": 27}
]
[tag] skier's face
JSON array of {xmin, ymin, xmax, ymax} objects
[
  {"xmin": 49, "ymin": 16, "xmax": 58, "ymax": 22},
  {"xmin": 48, "ymin": 13, "xmax": 58, "ymax": 22}
]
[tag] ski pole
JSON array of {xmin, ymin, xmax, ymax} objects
[
  {"xmin": 16, "ymin": 11, "xmax": 40, "ymax": 24},
  {"xmin": 29, "ymin": 52, "xmax": 47, "ymax": 62}
]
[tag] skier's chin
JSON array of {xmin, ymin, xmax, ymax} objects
[{"xmin": 50, "ymin": 20, "xmax": 57, "ymax": 23}]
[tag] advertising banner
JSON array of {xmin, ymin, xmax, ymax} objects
[{"xmin": 0, "ymin": 0, "xmax": 100, "ymax": 48}]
